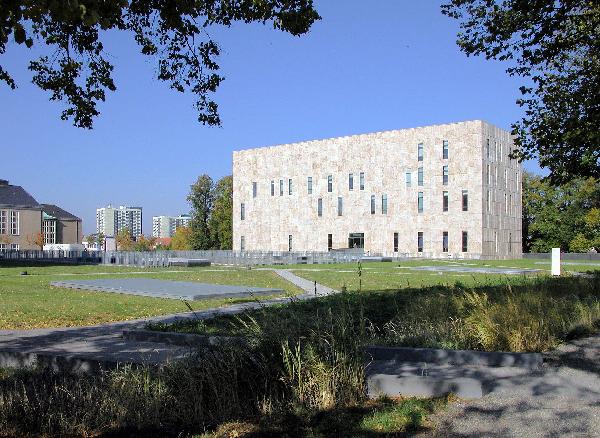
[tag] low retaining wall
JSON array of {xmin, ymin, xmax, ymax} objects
[{"xmin": 524, "ymin": 252, "xmax": 600, "ymax": 261}]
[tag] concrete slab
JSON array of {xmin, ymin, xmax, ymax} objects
[
  {"xmin": 50, "ymin": 278, "xmax": 284, "ymax": 301},
  {"xmin": 365, "ymin": 345, "xmax": 543, "ymax": 368},
  {"xmin": 404, "ymin": 265, "xmax": 542, "ymax": 275}
]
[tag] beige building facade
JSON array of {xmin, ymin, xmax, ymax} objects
[{"xmin": 233, "ymin": 120, "xmax": 522, "ymax": 259}]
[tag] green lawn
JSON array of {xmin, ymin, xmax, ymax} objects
[
  {"xmin": 282, "ymin": 258, "xmax": 600, "ymax": 291},
  {"xmin": 0, "ymin": 265, "xmax": 300, "ymax": 329}
]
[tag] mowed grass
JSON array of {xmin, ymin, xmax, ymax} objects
[
  {"xmin": 283, "ymin": 258, "xmax": 600, "ymax": 291},
  {"xmin": 0, "ymin": 265, "xmax": 300, "ymax": 329}
]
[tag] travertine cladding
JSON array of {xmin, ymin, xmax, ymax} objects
[{"xmin": 233, "ymin": 120, "xmax": 522, "ymax": 259}]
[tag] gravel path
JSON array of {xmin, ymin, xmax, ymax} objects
[{"xmin": 432, "ymin": 334, "xmax": 600, "ymax": 437}]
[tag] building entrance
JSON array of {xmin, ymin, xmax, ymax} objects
[{"xmin": 348, "ymin": 233, "xmax": 364, "ymax": 249}]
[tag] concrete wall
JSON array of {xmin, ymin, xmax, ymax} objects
[
  {"xmin": 233, "ymin": 120, "xmax": 522, "ymax": 259},
  {"xmin": 57, "ymin": 219, "xmax": 82, "ymax": 244}
]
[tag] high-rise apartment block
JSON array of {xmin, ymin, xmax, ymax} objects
[
  {"xmin": 96, "ymin": 205, "xmax": 143, "ymax": 237},
  {"xmin": 152, "ymin": 214, "xmax": 191, "ymax": 238},
  {"xmin": 233, "ymin": 120, "xmax": 522, "ymax": 259}
]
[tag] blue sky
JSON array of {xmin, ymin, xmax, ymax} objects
[{"xmin": 0, "ymin": 1, "xmax": 541, "ymax": 235}]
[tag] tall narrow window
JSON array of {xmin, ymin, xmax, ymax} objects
[
  {"xmin": 462, "ymin": 231, "xmax": 468, "ymax": 252},
  {"xmin": 405, "ymin": 171, "xmax": 411, "ymax": 187},
  {"xmin": 487, "ymin": 164, "xmax": 491, "ymax": 185},
  {"xmin": 337, "ymin": 197, "xmax": 343, "ymax": 216},
  {"xmin": 418, "ymin": 143, "xmax": 423, "ymax": 161},
  {"xmin": 487, "ymin": 190, "xmax": 492, "ymax": 212},
  {"xmin": 418, "ymin": 192, "xmax": 424, "ymax": 213},
  {"xmin": 443, "ymin": 140, "xmax": 448, "ymax": 159},
  {"xmin": 486, "ymin": 138, "xmax": 490, "ymax": 159},
  {"xmin": 252, "ymin": 182, "xmax": 257, "ymax": 198},
  {"xmin": 443, "ymin": 165, "xmax": 449, "ymax": 186},
  {"xmin": 271, "ymin": 180, "xmax": 275, "ymax": 196},
  {"xmin": 504, "ymin": 169, "xmax": 508, "ymax": 189},
  {"xmin": 443, "ymin": 231, "xmax": 449, "ymax": 252},
  {"xmin": 288, "ymin": 235, "xmax": 293, "ymax": 252},
  {"xmin": 418, "ymin": 166, "xmax": 424, "ymax": 186},
  {"xmin": 504, "ymin": 193, "xmax": 508, "ymax": 214},
  {"xmin": 349, "ymin": 173, "xmax": 354, "ymax": 191},
  {"xmin": 382, "ymin": 194, "xmax": 388, "ymax": 214},
  {"xmin": 327, "ymin": 175, "xmax": 333, "ymax": 192},
  {"xmin": 462, "ymin": 190, "xmax": 468, "ymax": 211},
  {"xmin": 328, "ymin": 234, "xmax": 333, "ymax": 251},
  {"xmin": 0, "ymin": 210, "xmax": 6, "ymax": 235},
  {"xmin": 240, "ymin": 203, "xmax": 245, "ymax": 220},
  {"xmin": 10, "ymin": 211, "xmax": 18, "ymax": 235},
  {"xmin": 318, "ymin": 198, "xmax": 323, "ymax": 217},
  {"xmin": 443, "ymin": 191, "xmax": 449, "ymax": 212},
  {"xmin": 279, "ymin": 179, "xmax": 284, "ymax": 196},
  {"xmin": 393, "ymin": 232, "xmax": 399, "ymax": 252},
  {"xmin": 359, "ymin": 172, "xmax": 365, "ymax": 190},
  {"xmin": 370, "ymin": 195, "xmax": 376, "ymax": 214},
  {"xmin": 418, "ymin": 232, "xmax": 424, "ymax": 253},
  {"xmin": 509, "ymin": 232, "xmax": 512, "ymax": 253},
  {"xmin": 288, "ymin": 178, "xmax": 293, "ymax": 195},
  {"xmin": 307, "ymin": 177, "xmax": 313, "ymax": 194},
  {"xmin": 240, "ymin": 236, "xmax": 245, "ymax": 251}
]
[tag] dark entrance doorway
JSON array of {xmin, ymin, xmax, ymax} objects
[{"xmin": 348, "ymin": 233, "xmax": 364, "ymax": 249}]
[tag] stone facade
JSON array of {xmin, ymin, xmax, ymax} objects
[{"xmin": 233, "ymin": 120, "xmax": 522, "ymax": 259}]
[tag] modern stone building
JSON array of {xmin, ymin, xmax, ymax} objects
[{"xmin": 232, "ymin": 120, "xmax": 522, "ymax": 259}]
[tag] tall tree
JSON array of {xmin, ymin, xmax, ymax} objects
[
  {"xmin": 170, "ymin": 225, "xmax": 193, "ymax": 250},
  {"xmin": 522, "ymin": 172, "xmax": 600, "ymax": 252},
  {"xmin": 209, "ymin": 175, "xmax": 233, "ymax": 249},
  {"xmin": 116, "ymin": 228, "xmax": 135, "ymax": 251},
  {"xmin": 442, "ymin": 1, "xmax": 600, "ymax": 183},
  {"xmin": 187, "ymin": 174, "xmax": 214, "ymax": 250},
  {"xmin": 0, "ymin": 1, "xmax": 320, "ymax": 128}
]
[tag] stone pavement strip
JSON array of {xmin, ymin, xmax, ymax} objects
[
  {"xmin": 0, "ymin": 270, "xmax": 336, "ymax": 369},
  {"xmin": 431, "ymin": 334, "xmax": 600, "ymax": 438}
]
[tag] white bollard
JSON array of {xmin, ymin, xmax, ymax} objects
[{"xmin": 551, "ymin": 248, "xmax": 561, "ymax": 276}]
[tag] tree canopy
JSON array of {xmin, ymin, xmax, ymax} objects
[
  {"xmin": 187, "ymin": 173, "xmax": 214, "ymax": 250},
  {"xmin": 0, "ymin": 1, "xmax": 320, "ymax": 128},
  {"xmin": 522, "ymin": 172, "xmax": 600, "ymax": 252},
  {"xmin": 442, "ymin": 1, "xmax": 600, "ymax": 183}
]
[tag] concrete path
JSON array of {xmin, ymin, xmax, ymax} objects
[
  {"xmin": 432, "ymin": 334, "xmax": 600, "ymax": 437},
  {"xmin": 0, "ymin": 270, "xmax": 336, "ymax": 369}
]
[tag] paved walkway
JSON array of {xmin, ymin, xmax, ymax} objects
[
  {"xmin": 0, "ymin": 270, "xmax": 336, "ymax": 368},
  {"xmin": 433, "ymin": 334, "xmax": 600, "ymax": 437}
]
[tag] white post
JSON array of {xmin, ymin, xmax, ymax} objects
[{"xmin": 551, "ymin": 248, "xmax": 561, "ymax": 276}]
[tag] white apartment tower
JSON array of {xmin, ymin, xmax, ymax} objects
[
  {"xmin": 232, "ymin": 120, "xmax": 522, "ymax": 259},
  {"xmin": 96, "ymin": 205, "xmax": 143, "ymax": 237},
  {"xmin": 152, "ymin": 214, "xmax": 191, "ymax": 238}
]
